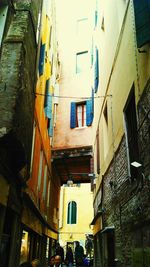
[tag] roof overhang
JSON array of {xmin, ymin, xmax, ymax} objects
[{"xmin": 52, "ymin": 146, "xmax": 93, "ymax": 184}]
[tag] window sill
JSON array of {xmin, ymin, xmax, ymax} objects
[{"xmin": 75, "ymin": 126, "xmax": 88, "ymax": 130}]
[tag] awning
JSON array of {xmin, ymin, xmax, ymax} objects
[
  {"xmin": 90, "ymin": 211, "xmax": 102, "ymax": 225},
  {"xmin": 90, "ymin": 211, "xmax": 102, "ymax": 236},
  {"xmin": 44, "ymin": 228, "xmax": 58, "ymax": 240},
  {"xmin": 100, "ymin": 226, "xmax": 115, "ymax": 234}
]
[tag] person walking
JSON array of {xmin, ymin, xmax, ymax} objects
[
  {"xmin": 31, "ymin": 259, "xmax": 41, "ymax": 267},
  {"xmin": 65, "ymin": 247, "xmax": 74, "ymax": 267},
  {"xmin": 75, "ymin": 241, "xmax": 84, "ymax": 267},
  {"xmin": 50, "ymin": 255, "xmax": 55, "ymax": 266},
  {"xmin": 53, "ymin": 255, "xmax": 63, "ymax": 267},
  {"xmin": 56, "ymin": 242, "xmax": 64, "ymax": 263}
]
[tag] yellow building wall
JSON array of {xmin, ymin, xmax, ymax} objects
[
  {"xmin": 27, "ymin": 0, "xmax": 60, "ymax": 233},
  {"xmin": 59, "ymin": 184, "xmax": 93, "ymax": 251}
]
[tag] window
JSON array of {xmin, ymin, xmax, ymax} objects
[
  {"xmin": 70, "ymin": 94, "xmax": 94, "ymax": 129},
  {"xmin": 124, "ymin": 88, "xmax": 139, "ymax": 179},
  {"xmin": 77, "ymin": 18, "xmax": 88, "ymax": 34},
  {"xmin": 76, "ymin": 103, "xmax": 86, "ymax": 127},
  {"xmin": 67, "ymin": 201, "xmax": 77, "ymax": 224},
  {"xmin": 0, "ymin": 5, "xmax": 8, "ymax": 46},
  {"xmin": 76, "ymin": 51, "xmax": 89, "ymax": 73},
  {"xmin": 103, "ymin": 102, "xmax": 109, "ymax": 159},
  {"xmin": 133, "ymin": 0, "xmax": 150, "ymax": 48},
  {"xmin": 48, "ymin": 117, "xmax": 53, "ymax": 137}
]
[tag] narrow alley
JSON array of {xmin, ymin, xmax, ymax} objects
[{"xmin": 0, "ymin": 0, "xmax": 150, "ymax": 267}]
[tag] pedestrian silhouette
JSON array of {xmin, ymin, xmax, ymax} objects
[
  {"xmin": 75, "ymin": 241, "xmax": 84, "ymax": 267},
  {"xmin": 56, "ymin": 242, "xmax": 64, "ymax": 262},
  {"xmin": 65, "ymin": 246, "xmax": 74, "ymax": 267}
]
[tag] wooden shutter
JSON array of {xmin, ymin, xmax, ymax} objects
[
  {"xmin": 94, "ymin": 47, "xmax": 99, "ymax": 93},
  {"xmin": 39, "ymin": 43, "xmax": 45, "ymax": 75},
  {"xmin": 133, "ymin": 0, "xmax": 150, "ymax": 48},
  {"xmin": 70, "ymin": 102, "xmax": 76, "ymax": 128}
]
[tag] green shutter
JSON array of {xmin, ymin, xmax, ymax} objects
[
  {"xmin": 67, "ymin": 203, "xmax": 70, "ymax": 224},
  {"xmin": 133, "ymin": 0, "xmax": 150, "ymax": 48},
  {"xmin": 67, "ymin": 201, "xmax": 77, "ymax": 224},
  {"xmin": 71, "ymin": 201, "xmax": 77, "ymax": 224}
]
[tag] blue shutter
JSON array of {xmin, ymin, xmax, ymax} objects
[
  {"xmin": 92, "ymin": 88, "xmax": 94, "ymax": 121},
  {"xmin": 95, "ymin": 10, "xmax": 98, "ymax": 27},
  {"xmin": 39, "ymin": 43, "xmax": 45, "ymax": 75},
  {"xmin": 48, "ymin": 117, "xmax": 53, "ymax": 137},
  {"xmin": 70, "ymin": 102, "xmax": 76, "ymax": 128},
  {"xmin": 91, "ymin": 38, "xmax": 94, "ymax": 66},
  {"xmin": 133, "ymin": 0, "xmax": 150, "ymax": 48},
  {"xmin": 94, "ymin": 47, "xmax": 99, "ymax": 93},
  {"xmin": 45, "ymin": 89, "xmax": 52, "ymax": 119},
  {"xmin": 86, "ymin": 99, "xmax": 93, "ymax": 126}
]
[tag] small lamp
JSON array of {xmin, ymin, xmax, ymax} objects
[
  {"xmin": 67, "ymin": 176, "xmax": 73, "ymax": 186},
  {"xmin": 131, "ymin": 161, "xmax": 142, "ymax": 168}
]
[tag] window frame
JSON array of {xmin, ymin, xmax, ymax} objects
[
  {"xmin": 76, "ymin": 102, "xmax": 86, "ymax": 128},
  {"xmin": 76, "ymin": 51, "xmax": 89, "ymax": 74}
]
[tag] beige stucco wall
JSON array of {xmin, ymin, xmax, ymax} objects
[
  {"xmin": 53, "ymin": 0, "xmax": 100, "ymax": 149},
  {"xmin": 94, "ymin": 0, "xmax": 150, "ymax": 192}
]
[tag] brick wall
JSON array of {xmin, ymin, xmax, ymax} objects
[
  {"xmin": 101, "ymin": 84, "xmax": 150, "ymax": 267},
  {"xmin": 0, "ymin": 0, "xmax": 42, "ymax": 179}
]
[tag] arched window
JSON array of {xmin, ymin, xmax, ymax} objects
[{"xmin": 67, "ymin": 201, "xmax": 77, "ymax": 224}]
